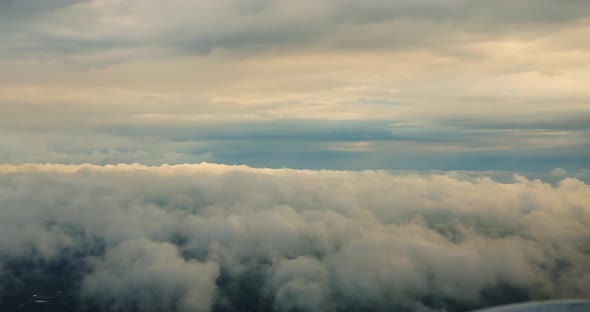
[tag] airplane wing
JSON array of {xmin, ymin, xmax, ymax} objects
[{"xmin": 472, "ymin": 300, "xmax": 590, "ymax": 312}]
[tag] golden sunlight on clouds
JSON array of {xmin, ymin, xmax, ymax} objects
[
  {"xmin": 2, "ymin": 20, "xmax": 590, "ymax": 123},
  {"xmin": 1, "ymin": 0, "xmax": 589, "ymax": 168}
]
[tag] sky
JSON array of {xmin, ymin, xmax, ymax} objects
[
  {"xmin": 1, "ymin": 0, "xmax": 590, "ymax": 171},
  {"xmin": 1, "ymin": 2, "xmax": 590, "ymax": 312}
]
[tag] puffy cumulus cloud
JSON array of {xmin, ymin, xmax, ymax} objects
[
  {"xmin": 82, "ymin": 239, "xmax": 219, "ymax": 312},
  {"xmin": 266, "ymin": 257, "xmax": 331, "ymax": 312},
  {"xmin": 0, "ymin": 163, "xmax": 589, "ymax": 311}
]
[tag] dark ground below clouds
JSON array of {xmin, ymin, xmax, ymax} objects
[{"xmin": 0, "ymin": 256, "xmax": 535, "ymax": 312}]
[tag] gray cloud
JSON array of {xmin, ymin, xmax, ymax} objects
[
  {"xmin": 439, "ymin": 111, "xmax": 590, "ymax": 131},
  {"xmin": 3, "ymin": 111, "xmax": 587, "ymax": 170},
  {"xmin": 1, "ymin": 1, "xmax": 589, "ymax": 172},
  {"xmin": 0, "ymin": 163, "xmax": 589, "ymax": 311},
  {"xmin": 82, "ymin": 239, "xmax": 219, "ymax": 312},
  {"xmin": 2, "ymin": 0, "xmax": 590, "ymax": 59}
]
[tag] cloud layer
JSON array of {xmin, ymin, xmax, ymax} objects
[
  {"xmin": 0, "ymin": 163, "xmax": 589, "ymax": 311},
  {"xmin": 1, "ymin": 0, "xmax": 590, "ymax": 170}
]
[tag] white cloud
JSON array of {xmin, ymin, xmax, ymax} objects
[
  {"xmin": 0, "ymin": 163, "xmax": 589, "ymax": 311},
  {"xmin": 82, "ymin": 239, "xmax": 219, "ymax": 312}
]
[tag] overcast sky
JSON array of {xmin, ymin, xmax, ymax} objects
[{"xmin": 1, "ymin": 0, "xmax": 590, "ymax": 170}]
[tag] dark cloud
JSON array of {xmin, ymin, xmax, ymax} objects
[
  {"xmin": 439, "ymin": 111, "xmax": 590, "ymax": 131},
  {"xmin": 332, "ymin": 0, "xmax": 590, "ymax": 25},
  {"xmin": 2, "ymin": 0, "xmax": 590, "ymax": 58},
  {"xmin": 102, "ymin": 119, "xmax": 427, "ymax": 142},
  {"xmin": 0, "ymin": 0, "xmax": 87, "ymax": 19},
  {"xmin": 1, "ymin": 112, "xmax": 589, "ymax": 170}
]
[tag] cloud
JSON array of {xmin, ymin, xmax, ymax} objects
[
  {"xmin": 266, "ymin": 257, "xmax": 331, "ymax": 312},
  {"xmin": 2, "ymin": 111, "xmax": 587, "ymax": 171},
  {"xmin": 0, "ymin": 163, "xmax": 589, "ymax": 311},
  {"xmin": 1, "ymin": 1, "xmax": 589, "ymax": 170},
  {"xmin": 3, "ymin": 0, "xmax": 590, "ymax": 58},
  {"xmin": 1, "ymin": 3, "xmax": 590, "ymax": 307},
  {"xmin": 81, "ymin": 239, "xmax": 219, "ymax": 312},
  {"xmin": 438, "ymin": 111, "xmax": 590, "ymax": 131}
]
